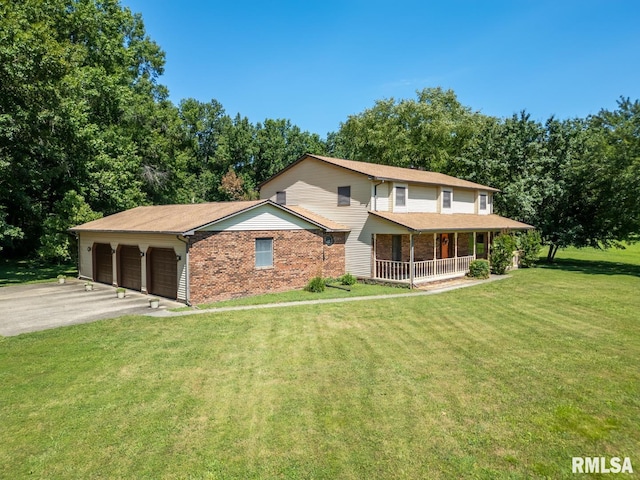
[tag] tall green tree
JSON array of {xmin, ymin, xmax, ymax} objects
[
  {"xmin": 333, "ymin": 87, "xmax": 486, "ymax": 172},
  {"xmin": 0, "ymin": 0, "xmax": 168, "ymax": 256},
  {"xmin": 253, "ymin": 119, "xmax": 326, "ymax": 184},
  {"xmin": 576, "ymin": 98, "xmax": 640, "ymax": 248}
]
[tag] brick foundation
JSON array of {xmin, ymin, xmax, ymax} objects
[{"xmin": 188, "ymin": 229, "xmax": 345, "ymax": 304}]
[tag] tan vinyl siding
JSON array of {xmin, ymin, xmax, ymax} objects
[
  {"xmin": 260, "ymin": 157, "xmax": 374, "ymax": 277},
  {"xmin": 373, "ymin": 182, "xmax": 389, "ymax": 211},
  {"xmin": 453, "ymin": 189, "xmax": 475, "ymax": 214},
  {"xmin": 78, "ymin": 232, "xmax": 188, "ymax": 301},
  {"xmin": 408, "ymin": 185, "xmax": 438, "ymax": 213}
]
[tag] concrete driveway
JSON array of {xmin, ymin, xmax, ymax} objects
[{"xmin": 0, "ymin": 279, "xmax": 184, "ymax": 336}]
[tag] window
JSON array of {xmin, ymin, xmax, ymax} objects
[
  {"xmin": 338, "ymin": 186, "xmax": 351, "ymax": 206},
  {"xmin": 392, "ymin": 235, "xmax": 402, "ymax": 262},
  {"xmin": 255, "ymin": 238, "xmax": 273, "ymax": 268},
  {"xmin": 276, "ymin": 191, "xmax": 286, "ymax": 205},
  {"xmin": 395, "ymin": 186, "xmax": 406, "ymax": 207},
  {"xmin": 442, "ymin": 189, "xmax": 452, "ymax": 209},
  {"xmin": 479, "ymin": 193, "xmax": 487, "ymax": 210}
]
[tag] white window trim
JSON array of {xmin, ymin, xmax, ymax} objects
[
  {"xmin": 255, "ymin": 238, "xmax": 273, "ymax": 269},
  {"xmin": 393, "ymin": 183, "xmax": 408, "ymax": 213},
  {"xmin": 441, "ymin": 188, "xmax": 453, "ymax": 213},
  {"xmin": 479, "ymin": 193, "xmax": 487, "ymax": 211}
]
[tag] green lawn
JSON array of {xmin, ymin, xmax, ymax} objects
[
  {"xmin": 178, "ymin": 281, "xmax": 411, "ymax": 311},
  {"xmin": 1, "ymin": 245, "xmax": 638, "ymax": 479},
  {"xmin": 0, "ymin": 259, "xmax": 76, "ymax": 286}
]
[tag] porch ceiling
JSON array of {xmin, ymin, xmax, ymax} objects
[{"xmin": 370, "ymin": 211, "xmax": 534, "ymax": 232}]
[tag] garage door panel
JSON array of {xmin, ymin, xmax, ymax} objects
[
  {"xmin": 119, "ymin": 245, "xmax": 141, "ymax": 291},
  {"xmin": 94, "ymin": 243, "xmax": 113, "ymax": 285},
  {"xmin": 149, "ymin": 248, "xmax": 177, "ymax": 299}
]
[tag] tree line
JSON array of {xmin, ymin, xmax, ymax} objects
[{"xmin": 1, "ymin": 0, "xmax": 638, "ymax": 263}]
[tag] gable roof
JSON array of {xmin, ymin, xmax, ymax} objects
[
  {"xmin": 70, "ymin": 200, "xmax": 349, "ymax": 235},
  {"xmin": 370, "ymin": 211, "xmax": 533, "ymax": 232},
  {"xmin": 259, "ymin": 154, "xmax": 499, "ymax": 192}
]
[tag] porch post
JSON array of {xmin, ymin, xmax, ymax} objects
[
  {"xmin": 487, "ymin": 231, "xmax": 491, "ymax": 261},
  {"xmin": 473, "ymin": 231, "xmax": 476, "ymax": 259},
  {"xmin": 409, "ymin": 233, "xmax": 414, "ymax": 289},
  {"xmin": 433, "ymin": 233, "xmax": 437, "ymax": 260},
  {"xmin": 454, "ymin": 232, "xmax": 458, "ymax": 258}
]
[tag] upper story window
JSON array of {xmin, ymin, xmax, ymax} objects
[
  {"xmin": 337, "ymin": 186, "xmax": 351, "ymax": 206},
  {"xmin": 395, "ymin": 186, "xmax": 406, "ymax": 208},
  {"xmin": 276, "ymin": 191, "xmax": 286, "ymax": 205},
  {"xmin": 442, "ymin": 189, "xmax": 452, "ymax": 210},
  {"xmin": 255, "ymin": 238, "xmax": 273, "ymax": 268},
  {"xmin": 479, "ymin": 193, "xmax": 487, "ymax": 211}
]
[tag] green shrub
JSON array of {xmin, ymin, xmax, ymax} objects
[
  {"xmin": 490, "ymin": 234, "xmax": 517, "ymax": 275},
  {"xmin": 305, "ymin": 276, "xmax": 326, "ymax": 293},
  {"xmin": 517, "ymin": 230, "xmax": 542, "ymax": 268},
  {"xmin": 467, "ymin": 259, "xmax": 490, "ymax": 279},
  {"xmin": 339, "ymin": 272, "xmax": 357, "ymax": 286}
]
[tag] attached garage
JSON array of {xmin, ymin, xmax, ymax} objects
[
  {"xmin": 70, "ymin": 199, "xmax": 348, "ymax": 305},
  {"xmin": 93, "ymin": 243, "xmax": 113, "ymax": 285},
  {"xmin": 118, "ymin": 245, "xmax": 142, "ymax": 291},
  {"xmin": 147, "ymin": 247, "xmax": 178, "ymax": 300}
]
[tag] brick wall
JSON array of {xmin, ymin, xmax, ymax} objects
[
  {"xmin": 457, "ymin": 232, "xmax": 473, "ymax": 256},
  {"xmin": 323, "ymin": 232, "xmax": 346, "ymax": 279},
  {"xmin": 188, "ymin": 229, "xmax": 345, "ymax": 304},
  {"xmin": 376, "ymin": 232, "xmax": 474, "ymax": 261}
]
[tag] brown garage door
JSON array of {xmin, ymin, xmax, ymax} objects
[
  {"xmin": 93, "ymin": 243, "xmax": 113, "ymax": 285},
  {"xmin": 148, "ymin": 248, "xmax": 177, "ymax": 299},
  {"xmin": 118, "ymin": 245, "xmax": 141, "ymax": 291}
]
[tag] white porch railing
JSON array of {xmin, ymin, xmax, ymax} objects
[{"xmin": 375, "ymin": 255, "xmax": 475, "ymax": 283}]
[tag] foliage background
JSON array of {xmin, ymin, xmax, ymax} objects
[{"xmin": 1, "ymin": 0, "xmax": 638, "ymax": 262}]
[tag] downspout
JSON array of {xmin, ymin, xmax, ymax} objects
[
  {"xmin": 372, "ymin": 180, "xmax": 385, "ymax": 211},
  {"xmin": 176, "ymin": 234, "xmax": 191, "ymax": 306}
]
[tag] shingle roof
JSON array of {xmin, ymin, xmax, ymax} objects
[
  {"xmin": 370, "ymin": 211, "xmax": 533, "ymax": 232},
  {"xmin": 280, "ymin": 205, "xmax": 350, "ymax": 232},
  {"xmin": 260, "ymin": 154, "xmax": 499, "ymax": 192},
  {"xmin": 70, "ymin": 200, "xmax": 349, "ymax": 234}
]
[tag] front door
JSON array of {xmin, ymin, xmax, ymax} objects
[{"xmin": 441, "ymin": 233, "xmax": 450, "ymax": 259}]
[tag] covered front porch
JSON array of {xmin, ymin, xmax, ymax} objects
[{"xmin": 372, "ymin": 231, "xmax": 494, "ymax": 285}]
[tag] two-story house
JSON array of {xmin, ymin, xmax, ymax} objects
[
  {"xmin": 71, "ymin": 153, "xmax": 532, "ymax": 304},
  {"xmin": 259, "ymin": 154, "xmax": 532, "ymax": 285}
]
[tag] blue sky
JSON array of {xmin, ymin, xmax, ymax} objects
[{"xmin": 121, "ymin": 0, "xmax": 640, "ymax": 137}]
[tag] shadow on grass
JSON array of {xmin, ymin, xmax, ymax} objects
[
  {"xmin": 538, "ymin": 257, "xmax": 640, "ymax": 278},
  {"xmin": 0, "ymin": 259, "xmax": 77, "ymax": 286}
]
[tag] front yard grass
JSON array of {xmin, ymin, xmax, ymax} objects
[
  {"xmin": 0, "ymin": 245, "xmax": 638, "ymax": 478},
  {"xmin": 177, "ymin": 281, "xmax": 411, "ymax": 311}
]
